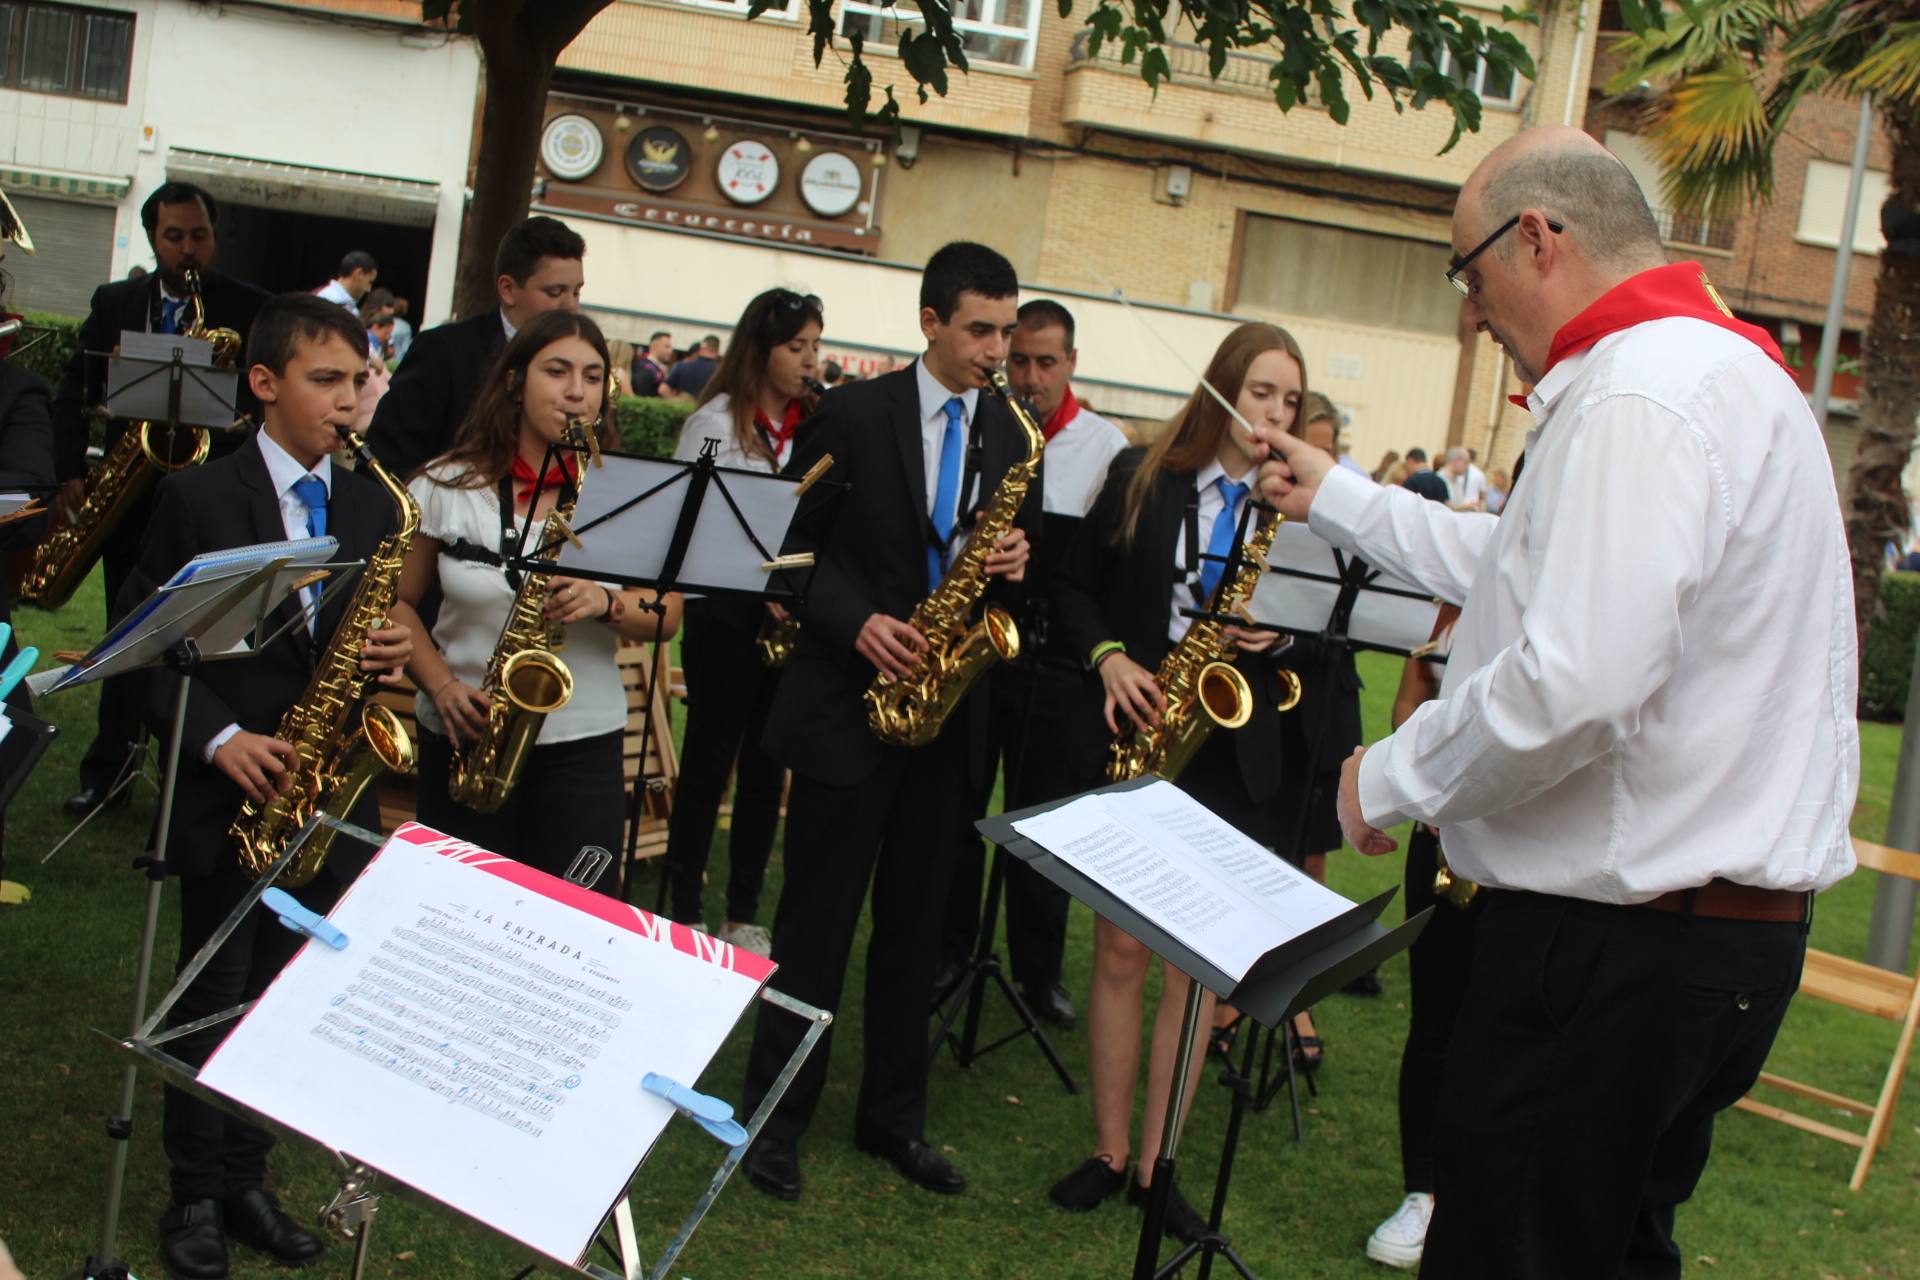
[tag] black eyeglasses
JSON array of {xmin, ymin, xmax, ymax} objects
[{"xmin": 1445, "ymin": 216, "xmax": 1564, "ymax": 298}]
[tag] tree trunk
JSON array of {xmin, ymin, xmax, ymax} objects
[
  {"xmin": 1842, "ymin": 99, "xmax": 1920, "ymax": 657},
  {"xmin": 450, "ymin": 1, "xmax": 612, "ymax": 319}
]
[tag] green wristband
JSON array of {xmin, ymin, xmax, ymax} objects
[{"xmin": 1089, "ymin": 640, "xmax": 1127, "ymax": 670}]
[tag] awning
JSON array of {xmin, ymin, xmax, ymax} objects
[
  {"xmin": 166, "ymin": 149, "xmax": 442, "ymax": 227},
  {"xmin": 0, "ymin": 163, "xmax": 129, "ymax": 203}
]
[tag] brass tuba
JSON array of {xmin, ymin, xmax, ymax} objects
[
  {"xmin": 232, "ymin": 424, "xmax": 420, "ymax": 887},
  {"xmin": 1108, "ymin": 503, "xmax": 1300, "ymax": 783},
  {"xmin": 20, "ymin": 269, "xmax": 239, "ymax": 609},
  {"xmin": 864, "ymin": 371, "xmax": 1043, "ymax": 747},
  {"xmin": 445, "ymin": 408, "xmax": 609, "ymax": 813}
]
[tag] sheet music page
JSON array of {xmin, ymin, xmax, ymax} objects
[
  {"xmin": 1249, "ymin": 520, "xmax": 1442, "ymax": 654},
  {"xmin": 199, "ymin": 824, "xmax": 774, "ymax": 1265},
  {"xmin": 1011, "ymin": 781, "xmax": 1352, "ymax": 980}
]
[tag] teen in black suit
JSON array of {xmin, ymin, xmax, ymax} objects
[
  {"xmin": 740, "ymin": 243, "xmax": 1039, "ymax": 1203},
  {"xmin": 369, "ymin": 216, "xmax": 586, "ymax": 479},
  {"xmin": 50, "ymin": 183, "xmax": 270, "ymax": 815},
  {"xmin": 1045, "ymin": 322, "xmax": 1309, "ymax": 1242},
  {"xmin": 122, "ymin": 298, "xmax": 414, "ymax": 1280}
]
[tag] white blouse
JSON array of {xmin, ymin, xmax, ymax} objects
[
  {"xmin": 408, "ymin": 461, "xmax": 626, "ymax": 745},
  {"xmin": 673, "ymin": 394, "xmax": 783, "ymax": 473}
]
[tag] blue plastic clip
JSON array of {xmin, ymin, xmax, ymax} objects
[
  {"xmin": 0, "ymin": 645, "xmax": 39, "ymax": 700},
  {"xmin": 642, "ymin": 1073, "xmax": 749, "ymax": 1148},
  {"xmin": 261, "ymin": 888, "xmax": 349, "ymax": 951}
]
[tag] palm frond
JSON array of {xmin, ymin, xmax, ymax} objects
[
  {"xmin": 1643, "ymin": 56, "xmax": 1778, "ymax": 216},
  {"xmin": 1838, "ymin": 22, "xmax": 1920, "ymax": 103}
]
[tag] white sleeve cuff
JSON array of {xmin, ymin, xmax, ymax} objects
[
  {"xmin": 203, "ymin": 722, "xmax": 242, "ymax": 763},
  {"xmin": 1358, "ymin": 739, "xmax": 1410, "ymax": 833},
  {"xmin": 1306, "ymin": 463, "xmax": 1380, "ymax": 547}
]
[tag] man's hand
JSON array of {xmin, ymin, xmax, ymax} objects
[
  {"xmin": 1098, "ymin": 652, "xmax": 1165, "ymax": 735},
  {"xmin": 430, "ymin": 679, "xmax": 493, "ymax": 748},
  {"xmin": 1223, "ymin": 623, "xmax": 1281, "ymax": 655},
  {"xmin": 214, "ymin": 732, "xmax": 298, "ymax": 806},
  {"xmin": 359, "ymin": 621, "xmax": 412, "ymax": 684},
  {"xmin": 1338, "ymin": 746, "xmax": 1398, "ymax": 855},
  {"xmin": 857, "ymin": 613, "xmax": 927, "ymax": 680},
  {"xmin": 766, "ymin": 600, "xmax": 791, "ymax": 624},
  {"xmin": 982, "ymin": 526, "xmax": 1029, "ymax": 582},
  {"xmin": 1253, "ymin": 426, "xmax": 1336, "ymax": 523}
]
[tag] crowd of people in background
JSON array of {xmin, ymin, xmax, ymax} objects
[{"xmin": 1369, "ymin": 444, "xmax": 1507, "ymax": 513}]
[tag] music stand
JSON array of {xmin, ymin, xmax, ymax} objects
[
  {"xmin": 53, "ymin": 537, "xmax": 357, "ymax": 1280},
  {"xmin": 511, "ymin": 437, "xmax": 831, "ymax": 905},
  {"xmin": 102, "ymin": 331, "xmax": 241, "ymax": 432},
  {"xmin": 979, "ymin": 778, "xmax": 1430, "ymax": 1280},
  {"xmin": 114, "ymin": 812, "xmax": 833, "ymax": 1280}
]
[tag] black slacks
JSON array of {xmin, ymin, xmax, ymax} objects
[
  {"xmin": 163, "ymin": 858, "xmax": 344, "ymax": 1204},
  {"xmin": 415, "ymin": 728, "xmax": 625, "ymax": 893},
  {"xmin": 941, "ymin": 666, "xmax": 1080, "ymax": 989},
  {"xmin": 742, "ymin": 724, "xmax": 971, "ymax": 1147},
  {"xmin": 1420, "ymin": 889, "xmax": 1805, "ymax": 1280},
  {"xmin": 1396, "ymin": 827, "xmax": 1481, "ymax": 1195},
  {"xmin": 78, "ymin": 530, "xmax": 148, "ymax": 792},
  {"xmin": 662, "ymin": 608, "xmax": 784, "ymax": 924}
]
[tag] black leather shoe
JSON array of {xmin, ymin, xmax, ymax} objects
[
  {"xmin": 223, "ymin": 1188, "xmax": 324, "ymax": 1266},
  {"xmin": 931, "ymin": 957, "xmax": 967, "ymax": 1007},
  {"xmin": 1128, "ymin": 1174, "xmax": 1208, "ymax": 1244},
  {"xmin": 856, "ymin": 1131, "xmax": 967, "ymax": 1194},
  {"xmin": 158, "ymin": 1198, "xmax": 228, "ymax": 1279},
  {"xmin": 1022, "ymin": 982, "xmax": 1077, "ymax": 1029},
  {"xmin": 743, "ymin": 1137, "xmax": 803, "ymax": 1201},
  {"xmin": 64, "ymin": 785, "xmax": 129, "ymax": 818}
]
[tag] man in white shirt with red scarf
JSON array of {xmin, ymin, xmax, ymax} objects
[{"xmin": 1258, "ymin": 126, "xmax": 1859, "ymax": 1277}]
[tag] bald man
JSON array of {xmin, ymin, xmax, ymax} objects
[{"xmin": 1258, "ymin": 126, "xmax": 1858, "ymax": 1278}]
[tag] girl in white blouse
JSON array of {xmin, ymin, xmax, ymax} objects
[
  {"xmin": 662, "ymin": 288, "xmax": 822, "ymax": 951},
  {"xmin": 389, "ymin": 310, "xmax": 681, "ymax": 890}
]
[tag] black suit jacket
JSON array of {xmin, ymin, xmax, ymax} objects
[
  {"xmin": 762, "ymin": 365, "xmax": 1043, "ymax": 788},
  {"xmin": 0, "ymin": 364, "xmax": 55, "ymax": 665},
  {"xmin": 1054, "ymin": 447, "xmax": 1289, "ymax": 803},
  {"xmin": 124, "ymin": 437, "xmax": 399, "ymax": 881},
  {"xmin": 368, "ymin": 311, "xmax": 506, "ymax": 478},
  {"xmin": 51, "ymin": 270, "xmax": 271, "ymax": 482},
  {"xmin": 1404, "ymin": 469, "xmax": 1450, "ymax": 503}
]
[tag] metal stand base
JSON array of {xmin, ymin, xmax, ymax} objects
[{"xmin": 39, "ymin": 738, "xmax": 154, "ymax": 866}]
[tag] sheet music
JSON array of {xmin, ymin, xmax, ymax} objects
[
  {"xmin": 1011, "ymin": 781, "xmax": 1352, "ymax": 980},
  {"xmin": 1248, "ymin": 520, "xmax": 1441, "ymax": 654},
  {"xmin": 199, "ymin": 824, "xmax": 774, "ymax": 1266},
  {"xmin": 118, "ymin": 330, "xmax": 212, "ymax": 365}
]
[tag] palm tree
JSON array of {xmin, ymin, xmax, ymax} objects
[{"xmin": 1606, "ymin": 0, "xmax": 1920, "ymax": 650}]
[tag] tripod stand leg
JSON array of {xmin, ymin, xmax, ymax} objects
[
  {"xmin": 989, "ymin": 966, "xmax": 1079, "ymax": 1093},
  {"xmin": 1134, "ymin": 978, "xmax": 1205, "ymax": 1280}
]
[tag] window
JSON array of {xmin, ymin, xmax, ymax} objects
[
  {"xmin": 667, "ymin": 0, "xmax": 799, "ymax": 16},
  {"xmin": 841, "ymin": 0, "xmax": 1040, "ymax": 71},
  {"xmin": 1797, "ymin": 158, "xmax": 1891, "ymax": 255},
  {"xmin": 1234, "ymin": 214, "xmax": 1460, "ymax": 338},
  {"xmin": 1408, "ymin": 41, "xmax": 1516, "ymax": 108},
  {"xmin": 0, "ymin": 2, "xmax": 133, "ymax": 102}
]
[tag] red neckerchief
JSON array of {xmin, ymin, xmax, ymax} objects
[
  {"xmin": 1042, "ymin": 385, "xmax": 1080, "ymax": 442},
  {"xmin": 755, "ymin": 398, "xmax": 804, "ymax": 459},
  {"xmin": 512, "ymin": 453, "xmax": 577, "ymax": 503},
  {"xmin": 0, "ymin": 311, "xmax": 19, "ymax": 360},
  {"xmin": 1509, "ymin": 262, "xmax": 1786, "ymax": 410}
]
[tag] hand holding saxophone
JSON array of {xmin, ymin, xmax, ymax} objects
[
  {"xmin": 857, "ymin": 614, "xmax": 927, "ymax": 680},
  {"xmin": 1222, "ymin": 623, "xmax": 1281, "ymax": 654},
  {"xmin": 429, "ymin": 678, "xmax": 492, "ymax": 748},
  {"xmin": 1097, "ymin": 650, "xmax": 1165, "ymax": 734},
  {"xmin": 541, "ymin": 575, "xmax": 613, "ymax": 627},
  {"xmin": 214, "ymin": 732, "xmax": 298, "ymax": 806},
  {"xmin": 980, "ymin": 525, "xmax": 1029, "ymax": 582},
  {"xmin": 358, "ymin": 621, "xmax": 413, "ymax": 684}
]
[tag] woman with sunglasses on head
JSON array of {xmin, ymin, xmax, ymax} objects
[
  {"xmin": 661, "ymin": 288, "xmax": 824, "ymax": 954},
  {"xmin": 388, "ymin": 310, "xmax": 682, "ymax": 891}
]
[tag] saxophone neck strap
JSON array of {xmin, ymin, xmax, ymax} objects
[{"xmin": 1182, "ymin": 477, "xmax": 1204, "ymax": 606}]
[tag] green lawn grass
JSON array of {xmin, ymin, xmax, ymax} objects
[{"xmin": 2, "ymin": 575, "xmax": 1916, "ymax": 1279}]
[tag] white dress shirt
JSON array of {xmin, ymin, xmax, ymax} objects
[
  {"xmin": 203, "ymin": 432, "xmax": 334, "ymax": 761},
  {"xmin": 315, "ymin": 278, "xmax": 357, "ymax": 315},
  {"xmin": 674, "ymin": 394, "xmax": 785, "ymax": 472},
  {"xmin": 915, "ymin": 358, "xmax": 980, "ymax": 561},
  {"xmin": 1168, "ymin": 458, "xmax": 1257, "ymax": 643},
  {"xmin": 1309, "ymin": 316, "xmax": 1859, "ymax": 902},
  {"xmin": 1042, "ymin": 402, "xmax": 1129, "ymax": 518}
]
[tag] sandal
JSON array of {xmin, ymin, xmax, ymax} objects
[
  {"xmin": 1290, "ymin": 1013, "xmax": 1324, "ymax": 1071},
  {"xmin": 1208, "ymin": 1013, "xmax": 1245, "ymax": 1061}
]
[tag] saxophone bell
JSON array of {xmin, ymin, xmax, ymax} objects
[{"xmin": 1196, "ymin": 661, "xmax": 1253, "ymax": 729}]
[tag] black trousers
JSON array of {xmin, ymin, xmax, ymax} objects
[
  {"xmin": 940, "ymin": 667, "xmax": 1079, "ymax": 989},
  {"xmin": 163, "ymin": 858, "xmax": 345, "ymax": 1204},
  {"xmin": 78, "ymin": 531, "xmax": 148, "ymax": 792},
  {"xmin": 742, "ymin": 724, "xmax": 971, "ymax": 1148},
  {"xmin": 662, "ymin": 609, "xmax": 784, "ymax": 924},
  {"xmin": 415, "ymin": 728, "xmax": 625, "ymax": 893},
  {"xmin": 1420, "ymin": 889, "xmax": 1806, "ymax": 1280},
  {"xmin": 1396, "ymin": 827, "xmax": 1481, "ymax": 1194}
]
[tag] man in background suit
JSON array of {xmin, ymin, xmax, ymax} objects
[
  {"xmin": 741, "ymin": 242, "xmax": 1039, "ymax": 1203},
  {"xmin": 124, "ymin": 297, "xmax": 412, "ymax": 1279},
  {"xmin": 51, "ymin": 181, "xmax": 270, "ymax": 816},
  {"xmin": 368, "ymin": 215, "xmax": 585, "ymax": 478}
]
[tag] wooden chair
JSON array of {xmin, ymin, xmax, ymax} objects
[
  {"xmin": 1733, "ymin": 837, "xmax": 1920, "ymax": 1190},
  {"xmin": 618, "ymin": 641, "xmax": 678, "ymax": 864}
]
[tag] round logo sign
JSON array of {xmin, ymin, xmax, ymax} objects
[
  {"xmin": 717, "ymin": 140, "xmax": 780, "ymax": 206},
  {"xmin": 540, "ymin": 114, "xmax": 604, "ymax": 182},
  {"xmin": 799, "ymin": 151, "xmax": 863, "ymax": 218},
  {"xmin": 626, "ymin": 126, "xmax": 692, "ymax": 194}
]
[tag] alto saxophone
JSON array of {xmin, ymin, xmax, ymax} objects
[
  {"xmin": 22, "ymin": 268, "xmax": 240, "ymax": 609},
  {"xmin": 232, "ymin": 424, "xmax": 420, "ymax": 887},
  {"xmin": 864, "ymin": 370, "xmax": 1043, "ymax": 747},
  {"xmin": 446, "ymin": 416, "xmax": 605, "ymax": 812},
  {"xmin": 754, "ymin": 375, "xmax": 825, "ymax": 669},
  {"xmin": 1108, "ymin": 503, "xmax": 1301, "ymax": 783}
]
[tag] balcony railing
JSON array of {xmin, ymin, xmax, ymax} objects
[
  {"xmin": 1653, "ymin": 206, "xmax": 1736, "ymax": 251},
  {"xmin": 1067, "ymin": 30, "xmax": 1309, "ymax": 102}
]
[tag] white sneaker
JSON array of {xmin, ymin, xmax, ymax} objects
[
  {"xmin": 1365, "ymin": 1192, "xmax": 1433, "ymax": 1269},
  {"xmin": 720, "ymin": 922, "xmax": 773, "ymax": 957}
]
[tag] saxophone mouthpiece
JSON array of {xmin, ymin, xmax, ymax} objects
[{"xmin": 802, "ymin": 376, "xmax": 828, "ymax": 398}]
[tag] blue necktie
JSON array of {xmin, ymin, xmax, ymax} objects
[
  {"xmin": 292, "ymin": 475, "xmax": 328, "ymax": 624},
  {"xmin": 1198, "ymin": 477, "xmax": 1249, "ymax": 601},
  {"xmin": 160, "ymin": 298, "xmax": 184, "ymax": 334},
  {"xmin": 928, "ymin": 396, "xmax": 965, "ymax": 590}
]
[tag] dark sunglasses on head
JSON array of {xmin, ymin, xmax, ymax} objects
[
  {"xmin": 1445, "ymin": 215, "xmax": 1564, "ymax": 297},
  {"xmin": 772, "ymin": 289, "xmax": 823, "ymax": 314}
]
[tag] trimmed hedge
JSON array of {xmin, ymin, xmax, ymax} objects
[
  {"xmin": 1862, "ymin": 571, "xmax": 1920, "ymax": 720},
  {"xmin": 615, "ymin": 394, "xmax": 691, "ymax": 459},
  {"xmin": 9, "ymin": 310, "xmax": 83, "ymax": 390}
]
